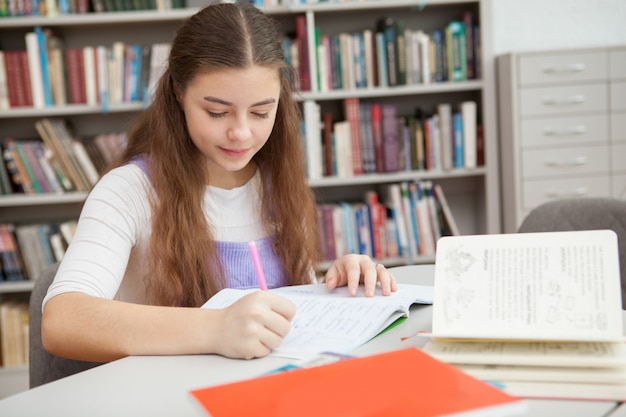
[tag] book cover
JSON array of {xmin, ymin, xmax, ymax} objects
[
  {"xmin": 342, "ymin": 97, "xmax": 363, "ymax": 175},
  {"xmin": 302, "ymin": 100, "xmax": 322, "ymax": 180},
  {"xmin": 376, "ymin": 16, "xmax": 397, "ymax": 87},
  {"xmin": 48, "ymin": 34, "xmax": 67, "ymax": 106},
  {"xmin": 463, "ymin": 11, "xmax": 475, "ymax": 79},
  {"xmin": 3, "ymin": 50, "xmax": 31, "ymax": 108},
  {"xmin": 34, "ymin": 26, "xmax": 53, "ymax": 107},
  {"xmin": 0, "ymin": 51, "xmax": 8, "ymax": 110},
  {"xmin": 374, "ymin": 31, "xmax": 388, "ymax": 87},
  {"xmin": 381, "ymin": 183, "xmax": 409, "ymax": 258},
  {"xmin": 358, "ymin": 102, "xmax": 375, "ymax": 173},
  {"xmin": 437, "ymin": 103, "xmax": 453, "ymax": 171},
  {"xmin": 461, "ymin": 100, "xmax": 477, "ymax": 169},
  {"xmin": 3, "ymin": 138, "xmax": 35, "ymax": 194},
  {"xmin": 332, "ymin": 120, "xmax": 352, "ymax": 178},
  {"xmin": 0, "ymin": 223, "xmax": 26, "ymax": 281},
  {"xmin": 65, "ymin": 47, "xmax": 87, "ymax": 104},
  {"xmin": 295, "ymin": 14, "xmax": 311, "ymax": 92},
  {"xmin": 369, "ymin": 103, "xmax": 385, "ymax": 173},
  {"xmin": 394, "ymin": 20, "xmax": 406, "ymax": 86},
  {"xmin": 433, "ymin": 183, "xmax": 460, "ymax": 236},
  {"xmin": 380, "ymin": 103, "xmax": 399, "ymax": 173},
  {"xmin": 364, "ymin": 190, "xmax": 382, "ymax": 260},
  {"xmin": 321, "ymin": 111, "xmax": 334, "ymax": 176},
  {"xmin": 82, "ymin": 46, "xmax": 98, "ymax": 106},
  {"xmin": 452, "ymin": 111, "xmax": 464, "ymax": 168},
  {"xmin": 17, "ymin": 140, "xmax": 49, "ymax": 193},
  {"xmin": 351, "ymin": 31, "xmax": 366, "ymax": 89},
  {"xmin": 190, "ymin": 347, "xmax": 526, "ymax": 417},
  {"xmin": 24, "ymin": 31, "xmax": 45, "ymax": 108}
]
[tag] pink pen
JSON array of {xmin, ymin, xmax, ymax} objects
[{"xmin": 248, "ymin": 240, "xmax": 268, "ymax": 291}]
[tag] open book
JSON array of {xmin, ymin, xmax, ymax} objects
[
  {"xmin": 201, "ymin": 283, "xmax": 433, "ymax": 359},
  {"xmin": 422, "ymin": 229, "xmax": 626, "ymax": 400}
]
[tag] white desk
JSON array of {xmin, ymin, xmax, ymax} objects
[{"xmin": 0, "ymin": 264, "xmax": 622, "ymax": 417}]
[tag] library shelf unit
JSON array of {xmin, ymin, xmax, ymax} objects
[{"xmin": 0, "ymin": 0, "xmax": 500, "ymax": 397}]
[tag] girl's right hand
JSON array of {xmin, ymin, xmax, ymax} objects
[{"xmin": 213, "ymin": 291, "xmax": 296, "ymax": 359}]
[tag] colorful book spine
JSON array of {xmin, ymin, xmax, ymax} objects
[{"xmin": 452, "ymin": 111, "xmax": 464, "ymax": 168}]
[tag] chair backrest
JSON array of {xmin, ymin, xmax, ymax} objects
[
  {"xmin": 29, "ymin": 262, "xmax": 104, "ymax": 388},
  {"xmin": 517, "ymin": 197, "xmax": 626, "ymax": 309}
]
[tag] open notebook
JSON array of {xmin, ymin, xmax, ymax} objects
[{"xmin": 201, "ymin": 283, "xmax": 434, "ymax": 359}]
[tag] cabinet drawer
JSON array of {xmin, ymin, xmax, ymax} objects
[
  {"xmin": 520, "ymin": 84, "xmax": 608, "ymax": 117},
  {"xmin": 610, "ymin": 48, "xmax": 626, "ymax": 80},
  {"xmin": 520, "ymin": 114, "xmax": 608, "ymax": 147},
  {"xmin": 613, "ymin": 143, "xmax": 626, "ymax": 172},
  {"xmin": 611, "ymin": 112, "xmax": 626, "ymax": 141},
  {"xmin": 519, "ymin": 51, "xmax": 607, "ymax": 86},
  {"xmin": 521, "ymin": 146, "xmax": 610, "ymax": 179},
  {"xmin": 611, "ymin": 82, "xmax": 626, "ymax": 111},
  {"xmin": 522, "ymin": 176, "xmax": 611, "ymax": 209},
  {"xmin": 613, "ymin": 175, "xmax": 626, "ymax": 199}
]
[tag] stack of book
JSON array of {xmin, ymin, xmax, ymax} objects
[
  {"xmin": 316, "ymin": 181, "xmax": 459, "ymax": 263},
  {"xmin": 0, "ymin": 119, "xmax": 126, "ymax": 196},
  {"xmin": 0, "ymin": 27, "xmax": 171, "ymax": 111}
]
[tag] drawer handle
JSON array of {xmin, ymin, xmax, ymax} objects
[
  {"xmin": 543, "ymin": 125, "xmax": 587, "ymax": 136},
  {"xmin": 544, "ymin": 156, "xmax": 588, "ymax": 167},
  {"xmin": 542, "ymin": 95, "xmax": 586, "ymax": 105},
  {"xmin": 545, "ymin": 187, "xmax": 589, "ymax": 198},
  {"xmin": 541, "ymin": 63, "xmax": 586, "ymax": 73}
]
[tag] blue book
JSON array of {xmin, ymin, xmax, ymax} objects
[
  {"xmin": 340, "ymin": 202, "xmax": 356, "ymax": 254},
  {"xmin": 452, "ymin": 112, "xmax": 464, "ymax": 168},
  {"xmin": 34, "ymin": 26, "xmax": 53, "ymax": 107},
  {"xmin": 352, "ymin": 31, "xmax": 367, "ymax": 89},
  {"xmin": 127, "ymin": 44, "xmax": 142, "ymax": 102}
]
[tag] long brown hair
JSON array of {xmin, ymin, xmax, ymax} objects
[{"xmin": 114, "ymin": 2, "xmax": 321, "ymax": 307}]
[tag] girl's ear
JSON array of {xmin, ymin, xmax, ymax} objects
[{"xmin": 172, "ymin": 81, "xmax": 183, "ymax": 104}]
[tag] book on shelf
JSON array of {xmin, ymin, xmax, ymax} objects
[
  {"xmin": 48, "ymin": 33, "xmax": 68, "ymax": 107},
  {"xmin": 35, "ymin": 118, "xmax": 96, "ymax": 192},
  {"xmin": 0, "ymin": 223, "xmax": 27, "ymax": 282},
  {"xmin": 65, "ymin": 47, "xmax": 87, "ymax": 105},
  {"xmin": 3, "ymin": 138, "xmax": 36, "ymax": 195},
  {"xmin": 437, "ymin": 103, "xmax": 453, "ymax": 171},
  {"xmin": 190, "ymin": 347, "xmax": 527, "ymax": 417},
  {"xmin": 0, "ymin": 299, "xmax": 29, "ymax": 368},
  {"xmin": 357, "ymin": 102, "xmax": 376, "ymax": 174},
  {"xmin": 294, "ymin": 14, "xmax": 311, "ymax": 92},
  {"xmin": 342, "ymin": 97, "xmax": 363, "ymax": 175},
  {"xmin": 461, "ymin": 100, "xmax": 477, "ymax": 169},
  {"xmin": 4, "ymin": 50, "xmax": 33, "ymax": 108},
  {"xmin": 380, "ymin": 102, "xmax": 399, "ymax": 173},
  {"xmin": 0, "ymin": 51, "xmax": 8, "ymax": 111},
  {"xmin": 302, "ymin": 100, "xmax": 322, "ymax": 180},
  {"xmin": 445, "ymin": 20, "xmax": 467, "ymax": 82},
  {"xmin": 422, "ymin": 229, "xmax": 626, "ymax": 401},
  {"xmin": 24, "ymin": 30, "xmax": 46, "ymax": 108},
  {"xmin": 331, "ymin": 120, "xmax": 351, "ymax": 178},
  {"xmin": 201, "ymin": 282, "xmax": 434, "ymax": 359},
  {"xmin": 316, "ymin": 181, "xmax": 458, "ymax": 263}
]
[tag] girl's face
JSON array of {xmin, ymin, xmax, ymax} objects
[{"xmin": 179, "ymin": 65, "xmax": 281, "ymax": 189}]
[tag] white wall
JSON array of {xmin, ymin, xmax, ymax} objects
[{"xmin": 492, "ymin": 0, "xmax": 626, "ymax": 55}]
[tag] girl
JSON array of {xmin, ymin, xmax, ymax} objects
[{"xmin": 41, "ymin": 1, "xmax": 396, "ymax": 362}]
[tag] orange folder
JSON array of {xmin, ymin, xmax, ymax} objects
[{"xmin": 190, "ymin": 347, "xmax": 526, "ymax": 417}]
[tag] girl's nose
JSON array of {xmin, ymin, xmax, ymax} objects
[{"xmin": 227, "ymin": 117, "xmax": 252, "ymax": 141}]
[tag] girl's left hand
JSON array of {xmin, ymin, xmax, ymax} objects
[{"xmin": 324, "ymin": 254, "xmax": 397, "ymax": 297}]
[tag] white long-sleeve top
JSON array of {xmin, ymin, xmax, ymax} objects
[{"xmin": 42, "ymin": 164, "xmax": 276, "ymax": 309}]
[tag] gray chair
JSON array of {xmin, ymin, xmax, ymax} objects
[
  {"xmin": 517, "ymin": 197, "xmax": 626, "ymax": 309},
  {"xmin": 29, "ymin": 262, "xmax": 104, "ymax": 388}
]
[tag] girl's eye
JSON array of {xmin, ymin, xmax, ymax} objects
[
  {"xmin": 253, "ymin": 112, "xmax": 270, "ymax": 119},
  {"xmin": 207, "ymin": 111, "xmax": 226, "ymax": 119}
]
